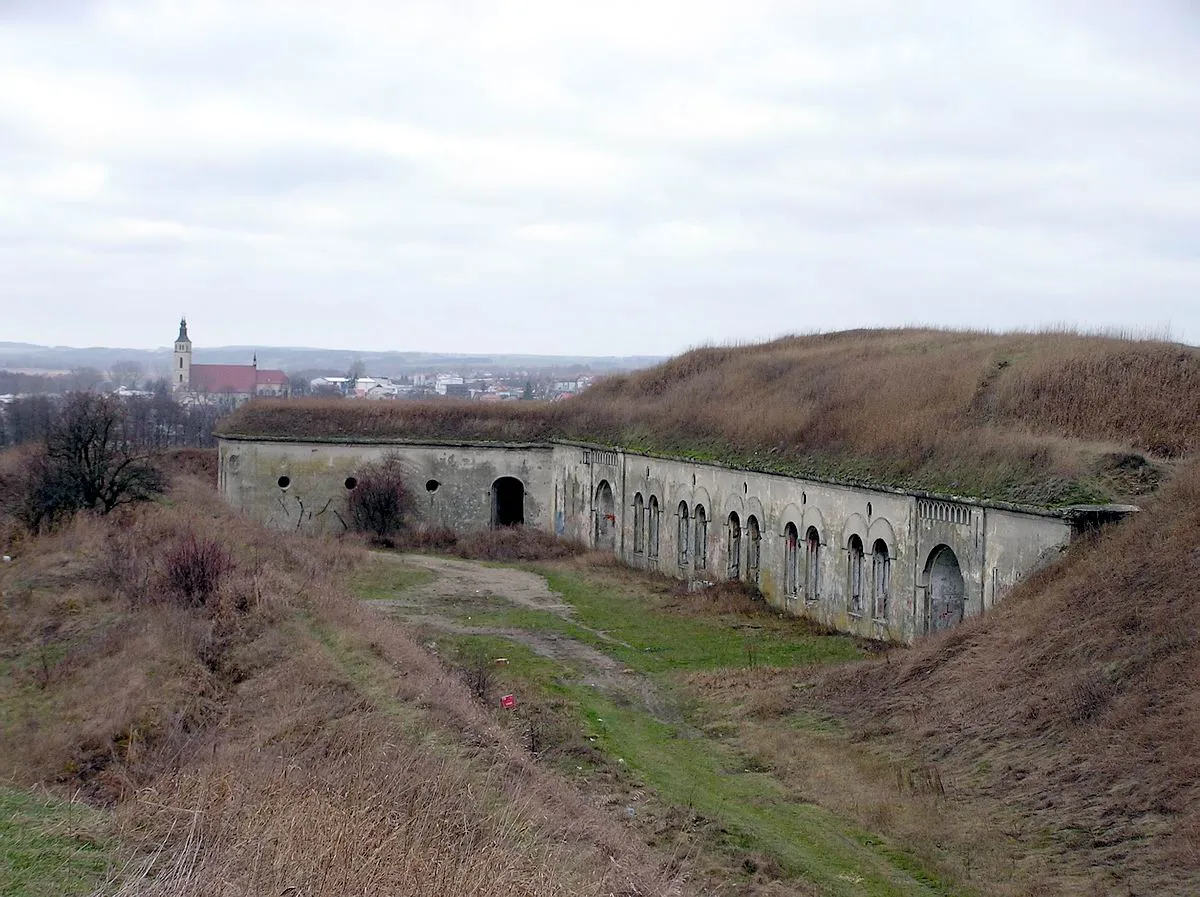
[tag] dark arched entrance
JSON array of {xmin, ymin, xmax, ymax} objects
[
  {"xmin": 594, "ymin": 479, "xmax": 616, "ymax": 551},
  {"xmin": 492, "ymin": 477, "xmax": 525, "ymax": 527},
  {"xmin": 924, "ymin": 545, "xmax": 965, "ymax": 633}
]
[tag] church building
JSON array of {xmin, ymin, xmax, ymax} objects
[{"xmin": 172, "ymin": 318, "xmax": 289, "ymax": 404}]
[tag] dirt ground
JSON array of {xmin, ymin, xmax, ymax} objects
[{"xmin": 370, "ymin": 553, "xmax": 680, "ymax": 722}]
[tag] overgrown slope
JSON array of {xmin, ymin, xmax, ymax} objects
[
  {"xmin": 804, "ymin": 455, "xmax": 1200, "ymax": 893},
  {"xmin": 0, "ymin": 472, "xmax": 679, "ymax": 896},
  {"xmin": 219, "ymin": 328, "xmax": 1200, "ymax": 505}
]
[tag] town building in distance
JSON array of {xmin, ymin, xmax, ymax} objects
[{"xmin": 172, "ymin": 319, "xmax": 289, "ymax": 405}]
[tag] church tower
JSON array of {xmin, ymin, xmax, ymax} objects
[{"xmin": 173, "ymin": 317, "xmax": 192, "ymax": 390}]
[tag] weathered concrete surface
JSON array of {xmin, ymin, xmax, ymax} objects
[
  {"xmin": 218, "ymin": 436, "xmax": 1096, "ymax": 643},
  {"xmin": 218, "ymin": 439, "xmax": 554, "ymax": 533}
]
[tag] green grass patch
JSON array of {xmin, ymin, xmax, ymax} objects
[
  {"xmin": 346, "ymin": 556, "xmax": 435, "ymax": 600},
  {"xmin": 0, "ymin": 786, "xmax": 116, "ymax": 897},
  {"xmin": 445, "ymin": 631, "xmax": 964, "ymax": 897},
  {"xmin": 364, "ymin": 559, "xmax": 958, "ymax": 893},
  {"xmin": 301, "ymin": 617, "xmax": 426, "ymax": 726},
  {"xmin": 434, "ymin": 633, "xmax": 576, "ymax": 700},
  {"xmin": 532, "ymin": 567, "xmax": 864, "ymax": 674},
  {"xmin": 786, "ymin": 710, "xmax": 846, "ymax": 735},
  {"xmin": 585, "ymin": 697, "xmax": 963, "ymax": 896}
]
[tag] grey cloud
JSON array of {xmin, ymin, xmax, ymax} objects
[{"xmin": 0, "ymin": 0, "xmax": 1197, "ymax": 355}]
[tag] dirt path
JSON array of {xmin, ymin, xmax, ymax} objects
[{"xmin": 369, "ymin": 554, "xmax": 680, "ymax": 722}]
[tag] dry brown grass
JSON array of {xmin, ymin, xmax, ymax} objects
[
  {"xmin": 0, "ymin": 474, "xmax": 685, "ymax": 896},
  {"xmin": 382, "ymin": 523, "xmax": 585, "ymax": 560},
  {"xmin": 218, "ymin": 328, "xmax": 1200, "ymax": 504},
  {"xmin": 797, "ymin": 455, "xmax": 1200, "ymax": 894}
]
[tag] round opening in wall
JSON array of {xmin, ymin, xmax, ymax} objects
[
  {"xmin": 277, "ymin": 475, "xmax": 290, "ymax": 489},
  {"xmin": 426, "ymin": 479, "xmax": 441, "ymax": 493},
  {"xmin": 344, "ymin": 477, "xmax": 358, "ymax": 490}
]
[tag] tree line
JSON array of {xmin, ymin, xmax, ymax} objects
[{"xmin": 0, "ymin": 389, "xmax": 225, "ymax": 450}]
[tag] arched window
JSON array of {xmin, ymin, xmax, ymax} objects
[
  {"xmin": 784, "ymin": 523, "xmax": 799, "ymax": 596},
  {"xmin": 594, "ymin": 480, "xmax": 616, "ymax": 551},
  {"xmin": 677, "ymin": 502, "xmax": 690, "ymax": 566},
  {"xmin": 746, "ymin": 515, "xmax": 761, "ymax": 584},
  {"xmin": 632, "ymin": 493, "xmax": 645, "ymax": 555},
  {"xmin": 647, "ymin": 496, "xmax": 661, "ymax": 560},
  {"xmin": 847, "ymin": 535, "xmax": 865, "ymax": 614},
  {"xmin": 727, "ymin": 512, "xmax": 741, "ymax": 579},
  {"xmin": 804, "ymin": 527, "xmax": 821, "ymax": 602},
  {"xmin": 694, "ymin": 505, "xmax": 708, "ymax": 569},
  {"xmin": 871, "ymin": 539, "xmax": 891, "ymax": 620}
]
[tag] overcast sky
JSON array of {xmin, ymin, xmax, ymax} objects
[{"xmin": 2, "ymin": 1, "xmax": 1198, "ymax": 355}]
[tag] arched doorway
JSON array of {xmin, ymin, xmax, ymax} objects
[
  {"xmin": 492, "ymin": 477, "xmax": 525, "ymax": 527},
  {"xmin": 594, "ymin": 480, "xmax": 616, "ymax": 551},
  {"xmin": 924, "ymin": 545, "xmax": 965, "ymax": 633}
]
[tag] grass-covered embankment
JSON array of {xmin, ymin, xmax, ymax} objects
[
  {"xmin": 0, "ymin": 469, "xmax": 679, "ymax": 897},
  {"xmin": 219, "ymin": 327, "xmax": 1200, "ymax": 506}
]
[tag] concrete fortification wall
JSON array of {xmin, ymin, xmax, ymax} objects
[{"xmin": 218, "ymin": 436, "xmax": 1075, "ymax": 643}]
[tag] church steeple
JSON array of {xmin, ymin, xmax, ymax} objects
[{"xmin": 173, "ymin": 317, "xmax": 192, "ymax": 391}]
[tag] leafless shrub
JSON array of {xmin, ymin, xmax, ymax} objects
[
  {"xmin": 347, "ymin": 452, "xmax": 415, "ymax": 544},
  {"xmin": 453, "ymin": 527, "xmax": 581, "ymax": 562},
  {"xmin": 454, "ymin": 642, "xmax": 496, "ymax": 703},
  {"xmin": 394, "ymin": 525, "xmax": 459, "ymax": 552},
  {"xmin": 162, "ymin": 532, "xmax": 232, "ymax": 606}
]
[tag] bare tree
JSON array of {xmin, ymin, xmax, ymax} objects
[
  {"xmin": 18, "ymin": 393, "xmax": 165, "ymax": 529},
  {"xmin": 109, "ymin": 359, "xmax": 144, "ymax": 389},
  {"xmin": 347, "ymin": 453, "xmax": 414, "ymax": 544},
  {"xmin": 68, "ymin": 366, "xmax": 105, "ymax": 392}
]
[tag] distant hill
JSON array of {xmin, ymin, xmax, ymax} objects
[
  {"xmin": 0, "ymin": 342, "xmax": 664, "ymax": 377},
  {"xmin": 220, "ymin": 328, "xmax": 1200, "ymax": 506}
]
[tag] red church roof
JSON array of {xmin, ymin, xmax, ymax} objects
[
  {"xmin": 255, "ymin": 369, "xmax": 288, "ymax": 386},
  {"xmin": 189, "ymin": 364, "xmax": 287, "ymax": 394}
]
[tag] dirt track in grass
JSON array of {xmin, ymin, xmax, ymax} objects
[{"xmin": 368, "ymin": 553, "xmax": 683, "ymax": 723}]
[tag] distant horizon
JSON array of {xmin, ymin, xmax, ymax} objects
[{"xmin": 3, "ymin": 319, "xmax": 1199, "ymax": 358}]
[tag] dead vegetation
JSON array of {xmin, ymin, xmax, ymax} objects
[
  {"xmin": 0, "ymin": 472, "xmax": 684, "ymax": 896},
  {"xmin": 218, "ymin": 328, "xmax": 1200, "ymax": 505},
  {"xmin": 393, "ymin": 522, "xmax": 585, "ymax": 561}
]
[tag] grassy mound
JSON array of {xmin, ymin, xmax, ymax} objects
[
  {"xmin": 219, "ymin": 328, "xmax": 1200, "ymax": 505},
  {"xmin": 803, "ymin": 455, "xmax": 1200, "ymax": 893}
]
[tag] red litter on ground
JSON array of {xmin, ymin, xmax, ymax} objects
[{"xmin": 500, "ymin": 694, "xmax": 517, "ymax": 710}]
